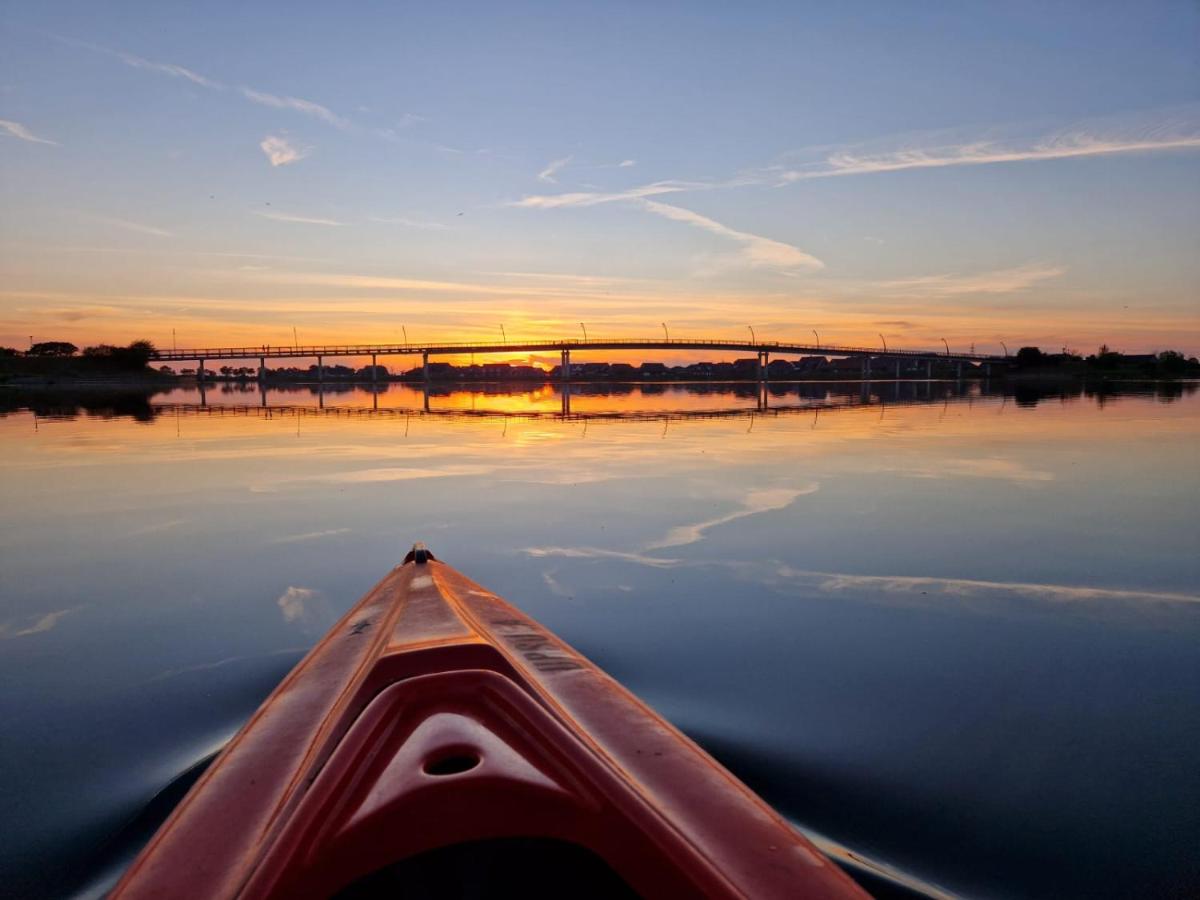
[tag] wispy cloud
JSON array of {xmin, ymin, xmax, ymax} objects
[
  {"xmin": 115, "ymin": 50, "xmax": 222, "ymax": 88},
  {"xmin": 618, "ymin": 159, "xmax": 636, "ymax": 168},
  {"xmin": 0, "ymin": 118, "xmax": 58, "ymax": 145},
  {"xmin": 62, "ymin": 37, "xmax": 354, "ymax": 132},
  {"xmin": 780, "ymin": 133, "xmax": 1200, "ymax": 182},
  {"xmin": 513, "ymin": 179, "xmax": 718, "ymax": 209},
  {"xmin": 538, "ymin": 155, "xmax": 573, "ymax": 183},
  {"xmin": 89, "ymin": 215, "xmax": 173, "ymax": 237},
  {"xmin": 259, "ymin": 135, "xmax": 308, "ymax": 167},
  {"xmin": 516, "ymin": 108, "xmax": 1200, "ymax": 212},
  {"xmin": 255, "ymin": 210, "xmax": 344, "ymax": 226},
  {"xmin": 875, "ymin": 264, "xmax": 1065, "ymax": 296},
  {"xmin": 641, "ymin": 200, "xmax": 824, "ymax": 271},
  {"xmin": 368, "ymin": 216, "xmax": 450, "ymax": 230},
  {"xmin": 240, "ymin": 87, "xmax": 348, "ymax": 129},
  {"xmin": 769, "ymin": 107, "xmax": 1200, "ymax": 183}
]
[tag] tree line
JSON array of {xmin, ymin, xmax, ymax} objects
[
  {"xmin": 1012, "ymin": 346, "xmax": 1197, "ymax": 376},
  {"xmin": 0, "ymin": 340, "xmax": 157, "ymax": 371}
]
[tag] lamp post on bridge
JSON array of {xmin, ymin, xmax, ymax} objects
[
  {"xmin": 812, "ymin": 329, "xmax": 820, "ymax": 350},
  {"xmin": 500, "ymin": 324, "xmax": 506, "ymax": 344},
  {"xmin": 580, "ymin": 323, "xmax": 588, "ymax": 342},
  {"xmin": 1000, "ymin": 341, "xmax": 1009, "ymax": 357},
  {"xmin": 748, "ymin": 325, "xmax": 756, "ymax": 345},
  {"xmin": 662, "ymin": 322, "xmax": 669, "ymax": 342},
  {"xmin": 402, "ymin": 325, "xmax": 408, "ymax": 348},
  {"xmin": 879, "ymin": 333, "xmax": 888, "ymax": 353},
  {"xmin": 941, "ymin": 338, "xmax": 950, "ymax": 356}
]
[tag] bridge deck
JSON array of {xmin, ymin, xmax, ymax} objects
[{"xmin": 153, "ymin": 337, "xmax": 1003, "ymax": 364}]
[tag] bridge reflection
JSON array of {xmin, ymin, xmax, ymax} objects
[
  {"xmin": 181, "ymin": 378, "xmax": 985, "ymax": 422},
  {"xmin": 9, "ymin": 380, "xmax": 1191, "ymax": 426}
]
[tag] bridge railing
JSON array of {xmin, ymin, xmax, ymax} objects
[{"xmin": 152, "ymin": 337, "xmax": 1004, "ymax": 362}]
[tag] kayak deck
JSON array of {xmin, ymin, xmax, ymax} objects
[{"xmin": 113, "ymin": 546, "xmax": 866, "ymax": 899}]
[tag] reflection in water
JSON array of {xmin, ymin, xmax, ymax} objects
[
  {"xmin": 4, "ymin": 378, "xmax": 1196, "ymax": 425},
  {"xmin": 0, "ymin": 381, "xmax": 1197, "ymax": 898}
]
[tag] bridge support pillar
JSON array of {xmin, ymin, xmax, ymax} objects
[
  {"xmin": 863, "ymin": 357, "xmax": 871, "ymax": 380},
  {"xmin": 422, "ymin": 351, "xmax": 429, "ymax": 383},
  {"xmin": 317, "ymin": 355, "xmax": 324, "ymax": 383},
  {"xmin": 258, "ymin": 356, "xmax": 267, "ymax": 383},
  {"xmin": 895, "ymin": 359, "xmax": 902, "ymax": 380},
  {"xmin": 371, "ymin": 354, "xmax": 378, "ymax": 383},
  {"xmin": 984, "ymin": 363, "xmax": 991, "ymax": 379},
  {"xmin": 925, "ymin": 358, "xmax": 933, "ymax": 379},
  {"xmin": 197, "ymin": 359, "xmax": 205, "ymax": 383},
  {"xmin": 561, "ymin": 348, "xmax": 571, "ymax": 381},
  {"xmin": 956, "ymin": 361, "xmax": 963, "ymax": 380}
]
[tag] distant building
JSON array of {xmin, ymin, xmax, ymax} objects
[{"xmin": 794, "ymin": 356, "xmax": 828, "ymax": 373}]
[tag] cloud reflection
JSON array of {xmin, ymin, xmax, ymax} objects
[
  {"xmin": 645, "ymin": 485, "xmax": 819, "ymax": 550},
  {"xmin": 0, "ymin": 607, "xmax": 79, "ymax": 638}
]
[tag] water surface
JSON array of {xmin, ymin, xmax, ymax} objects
[{"xmin": 1, "ymin": 380, "xmax": 1197, "ymax": 898}]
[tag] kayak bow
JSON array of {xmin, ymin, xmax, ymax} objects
[{"xmin": 112, "ymin": 545, "xmax": 866, "ymax": 899}]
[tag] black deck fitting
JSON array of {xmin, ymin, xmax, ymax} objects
[{"xmin": 404, "ymin": 542, "xmax": 436, "ymax": 565}]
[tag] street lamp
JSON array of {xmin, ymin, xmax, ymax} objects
[
  {"xmin": 941, "ymin": 338, "xmax": 950, "ymax": 356},
  {"xmin": 662, "ymin": 322, "xmax": 669, "ymax": 342},
  {"xmin": 1000, "ymin": 341, "xmax": 1009, "ymax": 357},
  {"xmin": 580, "ymin": 323, "xmax": 588, "ymax": 342},
  {"xmin": 500, "ymin": 324, "xmax": 507, "ymax": 344},
  {"xmin": 172, "ymin": 328, "xmax": 177, "ymax": 352},
  {"xmin": 293, "ymin": 326, "xmax": 299, "ymax": 350},
  {"xmin": 879, "ymin": 333, "xmax": 887, "ymax": 353},
  {"xmin": 402, "ymin": 325, "xmax": 408, "ymax": 347},
  {"xmin": 812, "ymin": 329, "xmax": 820, "ymax": 349},
  {"xmin": 748, "ymin": 325, "xmax": 756, "ymax": 344}
]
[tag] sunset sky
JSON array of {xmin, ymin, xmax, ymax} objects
[{"xmin": 1, "ymin": 2, "xmax": 1198, "ymax": 360}]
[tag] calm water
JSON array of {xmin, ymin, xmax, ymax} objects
[{"xmin": 1, "ymin": 380, "xmax": 1198, "ymax": 898}]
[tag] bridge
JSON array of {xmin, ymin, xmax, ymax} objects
[{"xmin": 151, "ymin": 336, "xmax": 1007, "ymax": 382}]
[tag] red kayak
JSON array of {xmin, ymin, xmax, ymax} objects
[{"xmin": 112, "ymin": 545, "xmax": 867, "ymax": 899}]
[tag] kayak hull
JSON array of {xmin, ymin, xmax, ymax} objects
[{"xmin": 113, "ymin": 552, "xmax": 866, "ymax": 899}]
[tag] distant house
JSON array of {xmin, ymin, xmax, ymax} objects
[
  {"xmin": 732, "ymin": 358, "xmax": 759, "ymax": 377},
  {"xmin": 827, "ymin": 357, "xmax": 867, "ymax": 375},
  {"xmin": 794, "ymin": 356, "xmax": 828, "ymax": 373}
]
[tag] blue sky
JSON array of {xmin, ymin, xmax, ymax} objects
[{"xmin": 1, "ymin": 1, "xmax": 1198, "ymax": 354}]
